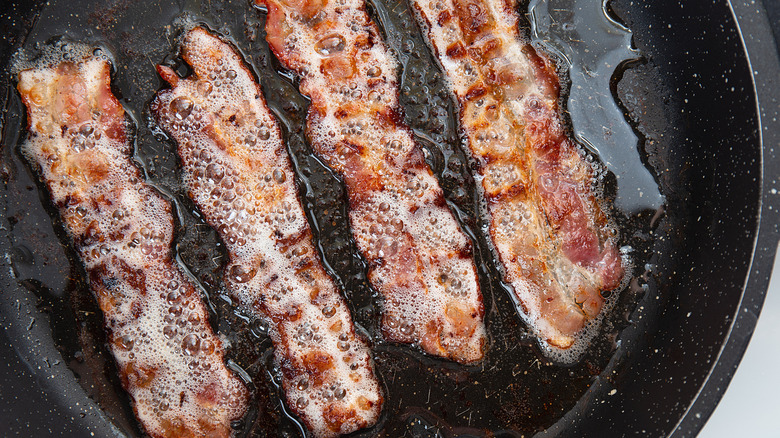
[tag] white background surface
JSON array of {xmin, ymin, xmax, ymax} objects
[{"xmin": 700, "ymin": 247, "xmax": 780, "ymax": 436}]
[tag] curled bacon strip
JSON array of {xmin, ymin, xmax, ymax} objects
[
  {"xmin": 257, "ymin": 0, "xmax": 487, "ymax": 364},
  {"xmin": 411, "ymin": 0, "xmax": 624, "ymax": 350},
  {"xmin": 17, "ymin": 56, "xmax": 248, "ymax": 436},
  {"xmin": 151, "ymin": 27, "xmax": 383, "ymax": 437}
]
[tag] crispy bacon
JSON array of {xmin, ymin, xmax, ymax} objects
[
  {"xmin": 17, "ymin": 55, "xmax": 248, "ymax": 437},
  {"xmin": 256, "ymin": 0, "xmax": 487, "ymax": 364},
  {"xmin": 411, "ymin": 0, "xmax": 625, "ymax": 350},
  {"xmin": 151, "ymin": 27, "xmax": 382, "ymax": 437}
]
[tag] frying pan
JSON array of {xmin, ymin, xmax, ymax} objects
[{"xmin": 1, "ymin": 0, "xmax": 779, "ymax": 436}]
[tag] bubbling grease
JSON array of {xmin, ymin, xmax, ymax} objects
[
  {"xmin": 15, "ymin": 49, "xmax": 248, "ymax": 437},
  {"xmin": 410, "ymin": 0, "xmax": 627, "ymax": 362},
  {"xmin": 257, "ymin": 0, "xmax": 488, "ymax": 364},
  {"xmin": 151, "ymin": 27, "xmax": 382, "ymax": 438}
]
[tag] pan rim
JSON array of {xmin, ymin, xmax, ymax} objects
[{"xmin": 670, "ymin": 0, "xmax": 780, "ymax": 435}]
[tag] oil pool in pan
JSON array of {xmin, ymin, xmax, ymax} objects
[{"xmin": 1, "ymin": 0, "xmax": 668, "ymax": 435}]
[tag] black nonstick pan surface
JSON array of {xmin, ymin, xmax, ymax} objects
[{"xmin": 1, "ymin": 0, "xmax": 779, "ymax": 436}]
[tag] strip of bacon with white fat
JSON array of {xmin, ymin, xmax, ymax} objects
[
  {"xmin": 151, "ymin": 27, "xmax": 383, "ymax": 437},
  {"xmin": 257, "ymin": 0, "xmax": 487, "ymax": 364},
  {"xmin": 16, "ymin": 54, "xmax": 248, "ymax": 437},
  {"xmin": 410, "ymin": 0, "xmax": 624, "ymax": 352}
]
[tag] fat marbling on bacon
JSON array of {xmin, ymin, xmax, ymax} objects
[
  {"xmin": 16, "ymin": 54, "xmax": 248, "ymax": 436},
  {"xmin": 410, "ymin": 0, "xmax": 625, "ymax": 352},
  {"xmin": 257, "ymin": 0, "xmax": 487, "ymax": 364},
  {"xmin": 151, "ymin": 27, "xmax": 383, "ymax": 437}
]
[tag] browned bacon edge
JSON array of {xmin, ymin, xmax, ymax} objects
[
  {"xmin": 410, "ymin": 0, "xmax": 625, "ymax": 354},
  {"xmin": 150, "ymin": 27, "xmax": 383, "ymax": 437},
  {"xmin": 256, "ymin": 0, "xmax": 488, "ymax": 364},
  {"xmin": 16, "ymin": 53, "xmax": 248, "ymax": 436}
]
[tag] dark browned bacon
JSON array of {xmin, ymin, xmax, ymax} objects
[
  {"xmin": 17, "ymin": 54, "xmax": 248, "ymax": 436},
  {"xmin": 151, "ymin": 27, "xmax": 383, "ymax": 437},
  {"xmin": 410, "ymin": 0, "xmax": 625, "ymax": 352},
  {"xmin": 257, "ymin": 0, "xmax": 487, "ymax": 364}
]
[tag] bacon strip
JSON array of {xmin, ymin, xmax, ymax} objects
[
  {"xmin": 16, "ymin": 55, "xmax": 248, "ymax": 436},
  {"xmin": 257, "ymin": 0, "xmax": 487, "ymax": 364},
  {"xmin": 410, "ymin": 0, "xmax": 625, "ymax": 350},
  {"xmin": 151, "ymin": 27, "xmax": 383, "ymax": 437}
]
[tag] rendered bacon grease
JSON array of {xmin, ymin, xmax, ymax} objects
[
  {"xmin": 151, "ymin": 27, "xmax": 383, "ymax": 437},
  {"xmin": 257, "ymin": 0, "xmax": 487, "ymax": 364},
  {"xmin": 411, "ymin": 0, "xmax": 625, "ymax": 357},
  {"xmin": 15, "ymin": 50, "xmax": 248, "ymax": 437}
]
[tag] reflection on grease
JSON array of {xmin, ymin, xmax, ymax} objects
[{"xmin": 530, "ymin": 0, "xmax": 664, "ymax": 214}]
